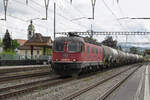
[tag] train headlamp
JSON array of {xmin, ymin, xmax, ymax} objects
[
  {"xmin": 55, "ymin": 59, "xmax": 58, "ymax": 61},
  {"xmin": 73, "ymin": 59, "xmax": 76, "ymax": 62}
]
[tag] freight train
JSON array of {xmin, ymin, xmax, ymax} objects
[{"xmin": 51, "ymin": 33, "xmax": 143, "ymax": 76}]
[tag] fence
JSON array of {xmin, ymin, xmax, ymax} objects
[{"xmin": 0, "ymin": 54, "xmax": 51, "ymax": 66}]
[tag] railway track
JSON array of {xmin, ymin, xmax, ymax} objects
[
  {"xmin": 0, "ymin": 76, "xmax": 74, "ymax": 99},
  {"xmin": 0, "ymin": 70, "xmax": 51, "ymax": 83},
  {"xmin": 0, "ymin": 64, "xmax": 143, "ymax": 99},
  {"xmin": 96, "ymin": 65, "xmax": 142, "ymax": 100},
  {"xmin": 0, "ymin": 65, "xmax": 55, "ymax": 99},
  {"xmin": 0, "ymin": 65, "xmax": 51, "ymax": 83},
  {"xmin": 62, "ymin": 64, "xmax": 142, "ymax": 100},
  {"xmin": 0, "ymin": 65, "xmax": 50, "ymax": 74}
]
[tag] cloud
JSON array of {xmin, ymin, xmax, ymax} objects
[{"xmin": 0, "ymin": 0, "xmax": 149, "ymax": 48}]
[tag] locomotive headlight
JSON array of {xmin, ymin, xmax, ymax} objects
[
  {"xmin": 73, "ymin": 59, "xmax": 76, "ymax": 62},
  {"xmin": 55, "ymin": 59, "xmax": 58, "ymax": 61}
]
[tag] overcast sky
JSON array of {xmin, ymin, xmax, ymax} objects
[{"xmin": 0, "ymin": 0, "xmax": 150, "ymax": 46}]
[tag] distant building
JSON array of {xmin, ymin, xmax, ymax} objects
[
  {"xmin": 18, "ymin": 21, "xmax": 53, "ymax": 59},
  {"xmin": 19, "ymin": 45, "xmax": 42, "ymax": 59},
  {"xmin": 18, "ymin": 33, "xmax": 53, "ymax": 59},
  {"xmin": 144, "ymin": 49, "xmax": 150, "ymax": 55}
]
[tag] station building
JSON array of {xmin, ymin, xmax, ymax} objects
[{"xmin": 18, "ymin": 20, "xmax": 53, "ymax": 59}]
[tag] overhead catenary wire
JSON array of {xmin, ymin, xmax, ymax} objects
[
  {"xmin": 1, "ymin": 0, "xmax": 148, "ymax": 42},
  {"xmin": 102, "ymin": 0, "xmax": 128, "ymax": 31},
  {"xmin": 3, "ymin": 13, "xmax": 82, "ymax": 35},
  {"xmin": 13, "ymin": 0, "xmax": 43, "ymax": 14},
  {"xmin": 63, "ymin": 0, "xmax": 94, "ymax": 24},
  {"xmin": 26, "ymin": 0, "xmax": 89, "ymax": 29},
  {"xmin": 30, "ymin": 0, "xmax": 89, "ymax": 30},
  {"xmin": 1, "ymin": 0, "xmax": 87, "ymax": 33}
]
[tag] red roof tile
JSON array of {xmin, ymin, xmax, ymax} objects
[{"xmin": 15, "ymin": 39, "xmax": 27, "ymax": 46}]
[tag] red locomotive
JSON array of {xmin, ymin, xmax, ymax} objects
[{"xmin": 51, "ymin": 33, "xmax": 143, "ymax": 76}]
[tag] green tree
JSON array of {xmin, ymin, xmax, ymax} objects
[
  {"xmin": 118, "ymin": 46, "xmax": 122, "ymax": 51},
  {"xmin": 129, "ymin": 47, "xmax": 139, "ymax": 54},
  {"xmin": 101, "ymin": 36, "xmax": 117, "ymax": 49},
  {"xmin": 12, "ymin": 40, "xmax": 20, "ymax": 51},
  {"xmin": 0, "ymin": 38, "xmax": 2, "ymax": 46},
  {"xmin": 3, "ymin": 29, "xmax": 12, "ymax": 51}
]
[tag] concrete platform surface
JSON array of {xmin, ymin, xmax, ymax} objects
[{"xmin": 105, "ymin": 63, "xmax": 150, "ymax": 100}]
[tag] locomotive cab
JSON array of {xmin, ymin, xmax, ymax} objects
[{"xmin": 52, "ymin": 37, "xmax": 84, "ymax": 76}]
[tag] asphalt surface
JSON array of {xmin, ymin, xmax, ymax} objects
[{"xmin": 105, "ymin": 63, "xmax": 150, "ymax": 100}]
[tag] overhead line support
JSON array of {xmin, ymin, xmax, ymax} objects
[
  {"xmin": 26, "ymin": 0, "xmax": 28, "ymax": 5},
  {"xmin": 44, "ymin": 0, "xmax": 49, "ymax": 20},
  {"xmin": 91, "ymin": 0, "xmax": 96, "ymax": 19},
  {"xmin": 56, "ymin": 32, "xmax": 150, "ymax": 36},
  {"xmin": 54, "ymin": 2, "xmax": 56, "ymax": 39},
  {"xmin": 3, "ymin": 0, "xmax": 8, "ymax": 21}
]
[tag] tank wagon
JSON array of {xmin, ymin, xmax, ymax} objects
[{"xmin": 51, "ymin": 35, "xmax": 143, "ymax": 76}]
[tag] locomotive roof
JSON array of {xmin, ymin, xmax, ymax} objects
[
  {"xmin": 55, "ymin": 37, "xmax": 84, "ymax": 42},
  {"xmin": 55, "ymin": 36, "xmax": 102, "ymax": 46}
]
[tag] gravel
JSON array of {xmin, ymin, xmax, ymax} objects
[
  {"xmin": 6, "ymin": 64, "xmax": 138, "ymax": 100},
  {"xmin": 0, "ymin": 69, "xmax": 53, "ymax": 89},
  {"xmin": 73, "ymin": 67, "xmax": 138, "ymax": 100}
]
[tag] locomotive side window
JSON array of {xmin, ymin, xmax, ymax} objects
[
  {"xmin": 53, "ymin": 41, "xmax": 64, "ymax": 52},
  {"xmin": 68, "ymin": 41, "xmax": 82, "ymax": 52},
  {"xmin": 92, "ymin": 47, "xmax": 95, "ymax": 53},
  {"xmin": 87, "ymin": 46, "xmax": 90, "ymax": 53},
  {"xmin": 99, "ymin": 48, "xmax": 101, "ymax": 55},
  {"xmin": 96, "ymin": 48, "xmax": 98, "ymax": 54}
]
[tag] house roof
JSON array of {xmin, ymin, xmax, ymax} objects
[
  {"xmin": 19, "ymin": 45, "xmax": 42, "ymax": 50},
  {"xmin": 24, "ymin": 33, "xmax": 53, "ymax": 47},
  {"xmin": 15, "ymin": 39, "xmax": 27, "ymax": 46}
]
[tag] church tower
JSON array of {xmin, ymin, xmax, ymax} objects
[{"xmin": 27, "ymin": 20, "xmax": 35, "ymax": 40}]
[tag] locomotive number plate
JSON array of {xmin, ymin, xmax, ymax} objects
[{"xmin": 62, "ymin": 53, "xmax": 68, "ymax": 58}]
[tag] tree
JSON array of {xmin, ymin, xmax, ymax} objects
[
  {"xmin": 129, "ymin": 47, "xmax": 139, "ymax": 54},
  {"xmin": 12, "ymin": 40, "xmax": 20, "ymax": 50},
  {"xmin": 0, "ymin": 38, "xmax": 2, "ymax": 46},
  {"xmin": 3, "ymin": 29, "xmax": 12, "ymax": 51},
  {"xmin": 118, "ymin": 46, "xmax": 122, "ymax": 51},
  {"xmin": 101, "ymin": 36, "xmax": 117, "ymax": 49}
]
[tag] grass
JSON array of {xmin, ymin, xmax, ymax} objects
[{"xmin": 0, "ymin": 51, "xmax": 16, "ymax": 55}]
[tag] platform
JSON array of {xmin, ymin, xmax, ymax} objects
[{"xmin": 105, "ymin": 63, "xmax": 150, "ymax": 100}]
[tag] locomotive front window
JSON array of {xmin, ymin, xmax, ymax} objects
[
  {"xmin": 53, "ymin": 41, "xmax": 64, "ymax": 52},
  {"xmin": 68, "ymin": 41, "xmax": 82, "ymax": 52}
]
